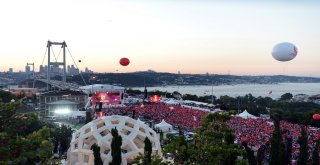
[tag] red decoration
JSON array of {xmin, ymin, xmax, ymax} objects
[
  {"xmin": 91, "ymin": 92, "xmax": 121, "ymax": 105},
  {"xmin": 98, "ymin": 112, "xmax": 105, "ymax": 118},
  {"xmin": 120, "ymin": 57, "xmax": 130, "ymax": 66},
  {"xmin": 150, "ymin": 95, "xmax": 161, "ymax": 103},
  {"xmin": 313, "ymin": 114, "xmax": 320, "ymax": 120}
]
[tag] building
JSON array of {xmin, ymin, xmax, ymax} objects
[
  {"xmin": 292, "ymin": 94, "xmax": 310, "ymax": 102},
  {"xmin": 309, "ymin": 94, "xmax": 320, "ymax": 104},
  {"xmin": 79, "ymin": 84, "xmax": 125, "ymax": 109},
  {"xmin": 37, "ymin": 90, "xmax": 87, "ymax": 116},
  {"xmin": 47, "ymin": 100, "xmax": 79, "ymax": 117},
  {"xmin": 9, "ymin": 88, "xmax": 38, "ymax": 98},
  {"xmin": 39, "ymin": 65, "xmax": 45, "ymax": 73},
  {"xmin": 84, "ymin": 67, "xmax": 93, "ymax": 73},
  {"xmin": 67, "ymin": 65, "xmax": 79, "ymax": 75},
  {"xmin": 67, "ymin": 115, "xmax": 161, "ymax": 165},
  {"xmin": 25, "ymin": 65, "xmax": 30, "ymax": 74}
]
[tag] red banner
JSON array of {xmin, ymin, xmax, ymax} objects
[
  {"xmin": 92, "ymin": 92, "xmax": 121, "ymax": 105},
  {"xmin": 150, "ymin": 95, "xmax": 161, "ymax": 103}
]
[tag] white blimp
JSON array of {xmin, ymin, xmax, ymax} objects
[{"xmin": 272, "ymin": 42, "xmax": 298, "ymax": 62}]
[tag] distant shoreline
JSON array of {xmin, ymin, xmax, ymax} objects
[{"xmin": 131, "ymin": 83, "xmax": 320, "ymax": 99}]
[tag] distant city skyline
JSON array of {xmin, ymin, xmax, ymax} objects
[{"xmin": 1, "ymin": 0, "xmax": 320, "ymax": 77}]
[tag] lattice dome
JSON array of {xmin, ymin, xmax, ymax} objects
[{"xmin": 67, "ymin": 115, "xmax": 161, "ymax": 165}]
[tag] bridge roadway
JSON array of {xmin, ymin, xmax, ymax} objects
[{"xmin": 36, "ymin": 79, "xmax": 81, "ymax": 91}]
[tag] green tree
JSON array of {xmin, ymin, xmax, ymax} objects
[
  {"xmin": 0, "ymin": 101, "xmax": 60, "ymax": 164},
  {"xmin": 182, "ymin": 94, "xmax": 199, "ymax": 101},
  {"xmin": 189, "ymin": 113, "xmax": 242, "ymax": 165},
  {"xmin": 280, "ymin": 93, "xmax": 293, "ymax": 101},
  {"xmin": 242, "ymin": 141, "xmax": 256, "ymax": 165},
  {"xmin": 6, "ymin": 127, "xmax": 54, "ymax": 164},
  {"xmin": 163, "ymin": 135, "xmax": 188, "ymax": 164},
  {"xmin": 111, "ymin": 127, "xmax": 122, "ymax": 165},
  {"xmin": 297, "ymin": 127, "xmax": 308, "ymax": 165},
  {"xmin": 159, "ymin": 130, "xmax": 164, "ymax": 141},
  {"xmin": 257, "ymin": 146, "xmax": 265, "ymax": 165},
  {"xmin": 86, "ymin": 111, "xmax": 93, "ymax": 124},
  {"xmin": 133, "ymin": 153, "xmax": 171, "ymax": 165},
  {"xmin": 0, "ymin": 89, "xmax": 16, "ymax": 103},
  {"xmin": 0, "ymin": 102, "xmax": 20, "ymax": 132},
  {"xmin": 144, "ymin": 137, "xmax": 152, "ymax": 165},
  {"xmin": 269, "ymin": 116, "xmax": 286, "ymax": 165},
  {"xmin": 312, "ymin": 139, "xmax": 320, "ymax": 165},
  {"xmin": 52, "ymin": 124, "xmax": 73, "ymax": 155},
  {"xmin": 91, "ymin": 144, "xmax": 103, "ymax": 165},
  {"xmin": 126, "ymin": 88, "xmax": 143, "ymax": 95}
]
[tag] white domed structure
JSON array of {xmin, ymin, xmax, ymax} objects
[{"xmin": 67, "ymin": 115, "xmax": 161, "ymax": 165}]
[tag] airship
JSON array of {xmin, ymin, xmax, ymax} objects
[{"xmin": 272, "ymin": 42, "xmax": 298, "ymax": 62}]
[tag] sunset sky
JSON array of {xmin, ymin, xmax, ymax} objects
[{"xmin": 0, "ymin": 0, "xmax": 319, "ymax": 77}]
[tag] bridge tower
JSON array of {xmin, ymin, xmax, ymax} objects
[
  {"xmin": 47, "ymin": 41, "xmax": 67, "ymax": 90},
  {"xmin": 26, "ymin": 63, "xmax": 35, "ymax": 88}
]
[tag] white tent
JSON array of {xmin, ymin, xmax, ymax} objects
[
  {"xmin": 162, "ymin": 98, "xmax": 180, "ymax": 105},
  {"xmin": 155, "ymin": 120, "xmax": 173, "ymax": 132},
  {"xmin": 211, "ymin": 109, "xmax": 224, "ymax": 113},
  {"xmin": 237, "ymin": 110, "xmax": 258, "ymax": 119}
]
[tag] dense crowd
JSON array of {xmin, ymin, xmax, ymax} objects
[
  {"xmin": 100, "ymin": 103, "xmax": 208, "ymax": 129},
  {"xmin": 226, "ymin": 116, "xmax": 320, "ymax": 162},
  {"xmin": 90, "ymin": 102, "xmax": 320, "ymax": 162}
]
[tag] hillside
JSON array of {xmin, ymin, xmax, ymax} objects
[{"xmin": 69, "ymin": 71, "xmax": 320, "ymax": 87}]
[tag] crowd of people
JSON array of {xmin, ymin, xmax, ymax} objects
[
  {"xmin": 89, "ymin": 101, "xmax": 320, "ymax": 162},
  {"xmin": 226, "ymin": 116, "xmax": 320, "ymax": 162},
  {"xmin": 100, "ymin": 102, "xmax": 208, "ymax": 129}
]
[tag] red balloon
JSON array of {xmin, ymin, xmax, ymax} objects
[
  {"xmin": 313, "ymin": 114, "xmax": 317, "ymax": 120},
  {"xmin": 119, "ymin": 57, "xmax": 130, "ymax": 66},
  {"xmin": 313, "ymin": 114, "xmax": 320, "ymax": 120}
]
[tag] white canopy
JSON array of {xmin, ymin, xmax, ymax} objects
[
  {"xmin": 79, "ymin": 84, "xmax": 125, "ymax": 94},
  {"xmin": 183, "ymin": 100, "xmax": 208, "ymax": 106},
  {"xmin": 211, "ymin": 109, "xmax": 224, "ymax": 113},
  {"xmin": 155, "ymin": 120, "xmax": 173, "ymax": 132},
  {"xmin": 162, "ymin": 98, "xmax": 180, "ymax": 105},
  {"xmin": 237, "ymin": 110, "xmax": 258, "ymax": 119}
]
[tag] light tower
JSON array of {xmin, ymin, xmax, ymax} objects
[{"xmin": 47, "ymin": 40, "xmax": 67, "ymax": 90}]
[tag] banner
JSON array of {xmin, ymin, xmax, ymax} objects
[
  {"xmin": 150, "ymin": 95, "xmax": 161, "ymax": 103},
  {"xmin": 92, "ymin": 92, "xmax": 121, "ymax": 105}
]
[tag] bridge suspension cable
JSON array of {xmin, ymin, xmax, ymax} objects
[
  {"xmin": 66, "ymin": 46, "xmax": 87, "ymax": 86},
  {"xmin": 55, "ymin": 47, "xmax": 63, "ymax": 62},
  {"xmin": 41, "ymin": 46, "xmax": 48, "ymax": 66},
  {"xmin": 43, "ymin": 40, "xmax": 88, "ymax": 89}
]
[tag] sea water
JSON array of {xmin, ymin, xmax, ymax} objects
[{"xmin": 133, "ymin": 83, "xmax": 320, "ymax": 99}]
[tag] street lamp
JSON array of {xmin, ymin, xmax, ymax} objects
[
  {"xmin": 237, "ymin": 96, "xmax": 240, "ymax": 114},
  {"xmin": 210, "ymin": 74, "xmax": 215, "ymax": 105},
  {"xmin": 90, "ymin": 75, "xmax": 96, "ymax": 94},
  {"xmin": 211, "ymin": 79, "xmax": 214, "ymax": 105}
]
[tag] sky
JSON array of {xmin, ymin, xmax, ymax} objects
[{"xmin": 0, "ymin": 0, "xmax": 319, "ymax": 77}]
